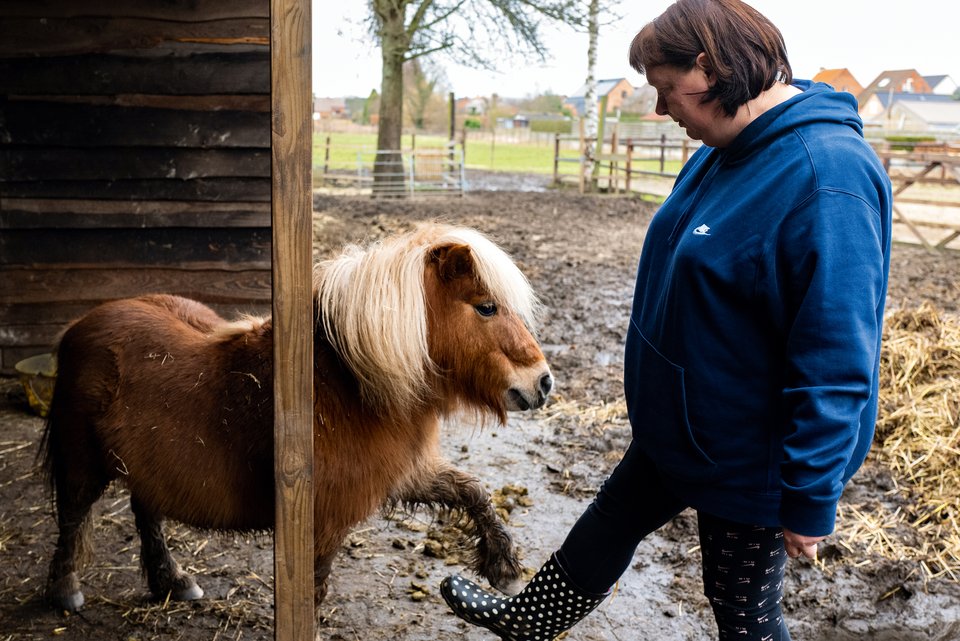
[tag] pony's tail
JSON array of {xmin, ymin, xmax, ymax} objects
[{"xmin": 36, "ymin": 345, "xmax": 64, "ymax": 501}]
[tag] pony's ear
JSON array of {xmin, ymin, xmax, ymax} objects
[{"xmin": 430, "ymin": 243, "xmax": 475, "ymax": 282}]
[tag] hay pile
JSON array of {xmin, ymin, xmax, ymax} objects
[{"xmin": 835, "ymin": 302, "xmax": 960, "ymax": 582}]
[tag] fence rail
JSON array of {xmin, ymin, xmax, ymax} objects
[
  {"xmin": 314, "ymin": 140, "xmax": 464, "ymax": 198},
  {"xmin": 552, "ymin": 132, "xmax": 702, "ymax": 196}
]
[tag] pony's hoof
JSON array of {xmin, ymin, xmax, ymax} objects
[
  {"xmin": 172, "ymin": 583, "xmax": 204, "ymax": 601},
  {"xmin": 493, "ymin": 577, "xmax": 523, "ymax": 596},
  {"xmin": 54, "ymin": 590, "xmax": 85, "ymax": 612}
]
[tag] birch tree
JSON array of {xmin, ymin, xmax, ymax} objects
[{"xmin": 582, "ymin": 0, "xmax": 599, "ymax": 191}]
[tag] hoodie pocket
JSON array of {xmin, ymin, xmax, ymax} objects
[{"xmin": 624, "ymin": 322, "xmax": 717, "ymax": 484}]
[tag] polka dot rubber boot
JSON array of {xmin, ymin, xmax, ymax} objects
[{"xmin": 440, "ymin": 554, "xmax": 608, "ymax": 640}]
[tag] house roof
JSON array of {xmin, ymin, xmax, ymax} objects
[
  {"xmin": 568, "ymin": 78, "xmax": 630, "ymax": 99},
  {"xmin": 811, "ymin": 68, "xmax": 863, "ymax": 94},
  {"xmin": 873, "ymin": 92, "xmax": 955, "ymax": 109},
  {"xmin": 891, "ymin": 99, "xmax": 960, "ymax": 129},
  {"xmin": 858, "ymin": 69, "xmax": 931, "ymax": 103},
  {"xmin": 812, "ymin": 68, "xmax": 856, "ymax": 84}
]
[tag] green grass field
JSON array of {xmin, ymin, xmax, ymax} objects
[{"xmin": 313, "ymin": 132, "xmax": 683, "ymax": 177}]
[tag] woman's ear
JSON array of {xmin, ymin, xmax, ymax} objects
[{"xmin": 695, "ymin": 52, "xmax": 716, "ymax": 86}]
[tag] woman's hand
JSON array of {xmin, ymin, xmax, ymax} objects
[{"xmin": 783, "ymin": 528, "xmax": 826, "ymax": 560}]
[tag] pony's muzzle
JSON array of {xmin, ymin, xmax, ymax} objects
[{"xmin": 505, "ymin": 367, "xmax": 553, "ymax": 411}]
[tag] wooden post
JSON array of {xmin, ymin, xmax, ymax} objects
[
  {"xmin": 681, "ymin": 138, "xmax": 690, "ymax": 165},
  {"xmin": 270, "ymin": 0, "xmax": 314, "ymax": 639},
  {"xmin": 592, "ymin": 95, "xmax": 608, "ymax": 191},
  {"xmin": 322, "ymin": 134, "xmax": 331, "ymax": 178},
  {"xmin": 553, "ymin": 133, "xmax": 560, "ymax": 186},
  {"xmin": 625, "ymin": 141, "xmax": 633, "ymax": 193},
  {"xmin": 659, "ymin": 133, "xmax": 666, "ymax": 174},
  {"xmin": 578, "ymin": 117, "xmax": 586, "ymax": 194},
  {"xmin": 609, "ymin": 126, "xmax": 618, "ymax": 193}
]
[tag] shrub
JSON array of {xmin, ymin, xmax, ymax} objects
[
  {"xmin": 884, "ymin": 135, "xmax": 937, "ymax": 152},
  {"xmin": 530, "ymin": 119, "xmax": 572, "ymax": 134}
]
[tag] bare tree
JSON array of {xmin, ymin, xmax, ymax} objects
[
  {"xmin": 369, "ymin": 0, "xmax": 585, "ymax": 191},
  {"xmin": 404, "ymin": 59, "xmax": 440, "ymax": 130}
]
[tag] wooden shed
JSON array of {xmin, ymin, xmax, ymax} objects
[
  {"xmin": 0, "ymin": 1, "xmax": 315, "ymax": 637},
  {"xmin": 0, "ymin": 1, "xmax": 275, "ymax": 372}
]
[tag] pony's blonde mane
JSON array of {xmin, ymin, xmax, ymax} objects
[{"xmin": 314, "ymin": 223, "xmax": 539, "ymax": 413}]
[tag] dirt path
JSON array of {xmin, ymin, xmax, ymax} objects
[{"xmin": 2, "ymin": 189, "xmax": 960, "ymax": 640}]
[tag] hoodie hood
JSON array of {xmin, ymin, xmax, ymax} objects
[{"xmin": 723, "ymin": 80, "xmax": 864, "ymax": 162}]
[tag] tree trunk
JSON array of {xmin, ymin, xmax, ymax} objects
[
  {"xmin": 374, "ymin": 0, "xmax": 408, "ymax": 195},
  {"xmin": 582, "ymin": 0, "xmax": 599, "ymax": 192}
]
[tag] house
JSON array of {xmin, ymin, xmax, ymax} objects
[
  {"xmin": 859, "ymin": 91, "xmax": 955, "ymax": 122},
  {"xmin": 923, "ymin": 74, "xmax": 959, "ymax": 96},
  {"xmin": 313, "ymin": 96, "xmax": 348, "ymax": 119},
  {"xmin": 564, "ymin": 78, "xmax": 635, "ymax": 116},
  {"xmin": 619, "ymin": 84, "xmax": 658, "ymax": 116},
  {"xmin": 886, "ymin": 97, "xmax": 960, "ymax": 132},
  {"xmin": 857, "ymin": 69, "xmax": 933, "ymax": 117},
  {"xmin": 456, "ymin": 97, "xmax": 488, "ymax": 116},
  {"xmin": 811, "ymin": 68, "xmax": 863, "ymax": 97}
]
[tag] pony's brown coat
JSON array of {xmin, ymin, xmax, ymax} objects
[{"xmin": 41, "ymin": 224, "xmax": 551, "ymax": 614}]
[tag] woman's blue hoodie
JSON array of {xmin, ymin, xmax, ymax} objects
[{"xmin": 624, "ymin": 81, "xmax": 892, "ymax": 537}]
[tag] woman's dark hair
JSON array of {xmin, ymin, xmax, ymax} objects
[{"xmin": 629, "ymin": 0, "xmax": 792, "ymax": 116}]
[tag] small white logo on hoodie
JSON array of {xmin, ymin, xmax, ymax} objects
[{"xmin": 693, "ymin": 224, "xmax": 711, "ymax": 236}]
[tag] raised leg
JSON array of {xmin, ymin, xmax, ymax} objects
[
  {"xmin": 390, "ymin": 460, "xmax": 523, "ymax": 595},
  {"xmin": 131, "ymin": 496, "xmax": 203, "ymax": 602}
]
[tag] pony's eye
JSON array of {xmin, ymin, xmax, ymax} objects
[{"xmin": 474, "ymin": 302, "xmax": 498, "ymax": 317}]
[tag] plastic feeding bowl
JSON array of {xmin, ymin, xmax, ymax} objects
[{"xmin": 15, "ymin": 353, "xmax": 57, "ymax": 418}]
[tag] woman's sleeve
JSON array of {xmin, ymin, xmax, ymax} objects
[{"xmin": 774, "ymin": 188, "xmax": 886, "ymax": 537}]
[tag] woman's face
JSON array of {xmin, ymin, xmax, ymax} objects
[{"xmin": 645, "ymin": 57, "xmax": 725, "ymax": 146}]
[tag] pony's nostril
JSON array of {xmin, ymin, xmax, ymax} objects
[
  {"xmin": 508, "ymin": 388, "xmax": 531, "ymax": 411},
  {"xmin": 539, "ymin": 373, "xmax": 553, "ymax": 397}
]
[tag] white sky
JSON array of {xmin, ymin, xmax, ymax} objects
[{"xmin": 313, "ymin": 1, "xmax": 958, "ymax": 99}]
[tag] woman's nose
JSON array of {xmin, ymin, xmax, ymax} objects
[{"xmin": 655, "ymin": 94, "xmax": 667, "ymax": 116}]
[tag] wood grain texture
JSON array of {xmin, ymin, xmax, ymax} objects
[
  {"xmin": 0, "ymin": 267, "xmax": 271, "ymax": 304},
  {"xmin": 270, "ymin": 0, "xmax": 314, "ymax": 637},
  {"xmin": 0, "ymin": 17, "xmax": 269, "ymax": 57},
  {"xmin": 0, "ymin": 199, "xmax": 271, "ymax": 229},
  {"xmin": 2, "ymin": 100, "xmax": 270, "ymax": 148},
  {"xmin": 1, "ymin": 52, "xmax": 269, "ymax": 95}
]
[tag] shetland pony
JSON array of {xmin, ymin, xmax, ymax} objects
[{"xmin": 40, "ymin": 223, "xmax": 552, "ymax": 616}]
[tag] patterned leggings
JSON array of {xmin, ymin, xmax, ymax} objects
[{"xmin": 557, "ymin": 440, "xmax": 791, "ymax": 641}]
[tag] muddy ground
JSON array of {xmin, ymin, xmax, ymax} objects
[{"xmin": 2, "ymin": 179, "xmax": 960, "ymax": 640}]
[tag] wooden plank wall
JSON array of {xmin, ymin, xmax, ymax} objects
[{"xmin": 0, "ymin": 0, "xmax": 272, "ymax": 373}]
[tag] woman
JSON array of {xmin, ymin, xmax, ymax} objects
[{"xmin": 439, "ymin": 1, "xmax": 892, "ymax": 639}]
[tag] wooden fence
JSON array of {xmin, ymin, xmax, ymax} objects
[
  {"xmin": 314, "ymin": 136, "xmax": 464, "ymax": 197},
  {"xmin": 552, "ymin": 132, "xmax": 701, "ymax": 197}
]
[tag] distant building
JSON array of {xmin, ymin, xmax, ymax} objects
[
  {"xmin": 811, "ymin": 68, "xmax": 864, "ymax": 97},
  {"xmin": 564, "ymin": 78, "xmax": 636, "ymax": 116},
  {"xmin": 456, "ymin": 97, "xmax": 489, "ymax": 116},
  {"xmin": 923, "ymin": 74, "xmax": 959, "ymax": 96},
  {"xmin": 313, "ymin": 97, "xmax": 349, "ymax": 119},
  {"xmin": 885, "ymin": 95, "xmax": 960, "ymax": 132},
  {"xmin": 857, "ymin": 69, "xmax": 933, "ymax": 118},
  {"xmin": 859, "ymin": 91, "xmax": 954, "ymax": 123}
]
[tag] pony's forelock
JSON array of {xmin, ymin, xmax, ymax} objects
[
  {"xmin": 313, "ymin": 224, "xmax": 539, "ymax": 414},
  {"xmin": 435, "ymin": 226, "xmax": 540, "ymax": 332}
]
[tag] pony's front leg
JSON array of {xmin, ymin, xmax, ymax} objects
[{"xmin": 391, "ymin": 460, "xmax": 523, "ymax": 595}]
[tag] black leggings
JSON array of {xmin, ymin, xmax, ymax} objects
[{"xmin": 557, "ymin": 440, "xmax": 791, "ymax": 641}]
